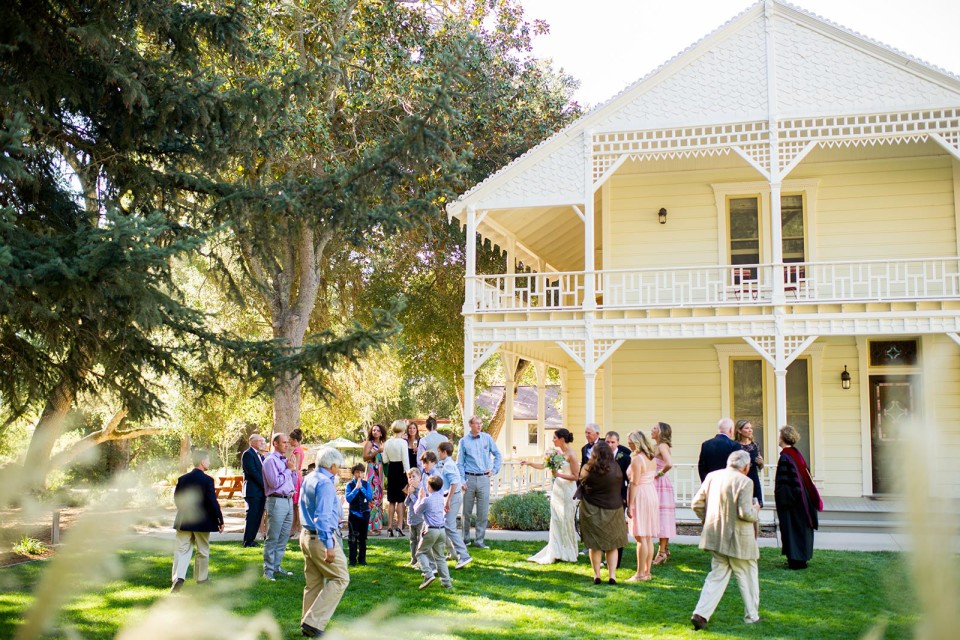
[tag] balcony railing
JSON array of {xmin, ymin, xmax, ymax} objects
[{"xmin": 468, "ymin": 257, "xmax": 960, "ymax": 313}]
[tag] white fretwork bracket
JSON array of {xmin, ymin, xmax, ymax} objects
[
  {"xmin": 948, "ymin": 332, "xmax": 960, "ymax": 348},
  {"xmin": 743, "ymin": 335, "xmax": 818, "ymax": 368},
  {"xmin": 732, "ymin": 143, "xmax": 771, "ymax": 179},
  {"xmin": 931, "ymin": 131, "xmax": 960, "ymax": 161},
  {"xmin": 743, "ymin": 336, "xmax": 777, "ymax": 367},
  {"xmin": 555, "ymin": 340, "xmax": 587, "ymax": 370},
  {"xmin": 594, "ymin": 339, "xmax": 625, "ymax": 369},
  {"xmin": 471, "ymin": 342, "xmax": 502, "ymax": 373},
  {"xmin": 783, "ymin": 335, "xmax": 818, "ymax": 367}
]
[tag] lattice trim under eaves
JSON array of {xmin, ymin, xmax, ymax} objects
[{"xmin": 471, "ymin": 342, "xmax": 502, "ymax": 373}]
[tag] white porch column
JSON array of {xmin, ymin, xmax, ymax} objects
[
  {"xmin": 501, "ymin": 352, "xmax": 519, "ymax": 459},
  {"xmin": 463, "ymin": 324, "xmax": 475, "ymax": 428},
  {"xmin": 463, "ymin": 374, "xmax": 476, "ymax": 428},
  {"xmin": 770, "ymin": 181, "xmax": 786, "ymax": 305},
  {"xmin": 584, "ymin": 371, "xmax": 597, "ymax": 425},
  {"xmin": 773, "ymin": 329, "xmax": 788, "ymax": 433},
  {"xmin": 764, "ymin": 3, "xmax": 785, "ymax": 307},
  {"xmin": 582, "ymin": 129, "xmax": 596, "ymax": 310},
  {"xmin": 464, "ymin": 205, "xmax": 478, "ymax": 313},
  {"xmin": 774, "ymin": 367, "xmax": 788, "ymax": 433},
  {"xmin": 535, "ymin": 362, "xmax": 547, "ymax": 450},
  {"xmin": 560, "ymin": 369, "xmax": 569, "ymax": 430},
  {"xmin": 505, "ymin": 237, "xmax": 516, "ymax": 302}
]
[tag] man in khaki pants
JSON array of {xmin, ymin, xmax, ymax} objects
[
  {"xmin": 690, "ymin": 449, "xmax": 762, "ymax": 631},
  {"xmin": 298, "ymin": 446, "xmax": 349, "ymax": 638},
  {"xmin": 171, "ymin": 449, "xmax": 224, "ymax": 593}
]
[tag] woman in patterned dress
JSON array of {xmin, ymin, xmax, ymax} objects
[
  {"xmin": 651, "ymin": 421, "xmax": 676, "ymax": 565},
  {"xmin": 363, "ymin": 424, "xmax": 386, "ymax": 535},
  {"xmin": 625, "ymin": 430, "xmax": 659, "ymax": 582}
]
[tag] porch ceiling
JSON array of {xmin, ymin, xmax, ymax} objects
[{"xmin": 483, "ymin": 204, "xmax": 587, "ymax": 273}]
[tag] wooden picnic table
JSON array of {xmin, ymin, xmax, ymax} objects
[{"xmin": 215, "ymin": 475, "xmax": 244, "ymax": 500}]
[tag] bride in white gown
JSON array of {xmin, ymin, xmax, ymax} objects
[{"xmin": 522, "ymin": 428, "xmax": 580, "ymax": 564}]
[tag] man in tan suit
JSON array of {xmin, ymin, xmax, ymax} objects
[{"xmin": 690, "ymin": 449, "xmax": 762, "ymax": 631}]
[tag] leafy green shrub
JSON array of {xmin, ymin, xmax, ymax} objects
[
  {"xmin": 12, "ymin": 536, "xmax": 47, "ymax": 557},
  {"xmin": 488, "ymin": 491, "xmax": 550, "ymax": 531}
]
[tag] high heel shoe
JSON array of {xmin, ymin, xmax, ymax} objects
[
  {"xmin": 388, "ymin": 528, "xmax": 394, "ymax": 538},
  {"xmin": 652, "ymin": 549, "xmax": 670, "ymax": 566}
]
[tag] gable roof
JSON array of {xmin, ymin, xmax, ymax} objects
[{"xmin": 447, "ymin": 0, "xmax": 960, "ymax": 218}]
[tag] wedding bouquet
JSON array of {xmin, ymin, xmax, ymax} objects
[{"xmin": 544, "ymin": 447, "xmax": 566, "ymax": 473}]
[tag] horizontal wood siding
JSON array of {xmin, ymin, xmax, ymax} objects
[
  {"xmin": 603, "ymin": 153, "xmax": 956, "ymax": 269},
  {"xmin": 819, "ymin": 338, "xmax": 863, "ymax": 497},
  {"xmin": 608, "ymin": 341, "xmax": 723, "ymax": 465},
  {"xmin": 563, "ymin": 367, "xmax": 602, "ymax": 439},
  {"xmin": 929, "ymin": 335, "xmax": 960, "ymax": 493},
  {"xmin": 793, "ymin": 156, "xmax": 955, "ymax": 260},
  {"xmin": 606, "ymin": 167, "xmax": 759, "ymax": 270}
]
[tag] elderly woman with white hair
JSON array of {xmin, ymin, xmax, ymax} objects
[{"xmin": 299, "ymin": 446, "xmax": 348, "ymax": 638}]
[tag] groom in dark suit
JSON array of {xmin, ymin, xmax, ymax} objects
[
  {"xmin": 697, "ymin": 418, "xmax": 742, "ymax": 481},
  {"xmin": 242, "ymin": 433, "xmax": 266, "ymax": 547},
  {"xmin": 606, "ymin": 431, "xmax": 632, "ymax": 570}
]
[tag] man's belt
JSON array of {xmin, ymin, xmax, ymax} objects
[
  {"xmin": 465, "ymin": 472, "xmax": 487, "ymax": 476},
  {"xmin": 267, "ymin": 493, "xmax": 292, "ymax": 498}
]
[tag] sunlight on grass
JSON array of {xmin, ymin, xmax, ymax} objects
[{"xmin": 0, "ymin": 539, "xmax": 931, "ymax": 639}]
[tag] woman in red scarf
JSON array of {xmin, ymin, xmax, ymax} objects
[{"xmin": 774, "ymin": 425, "xmax": 823, "ymax": 569}]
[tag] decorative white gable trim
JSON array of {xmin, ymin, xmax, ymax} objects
[
  {"xmin": 447, "ymin": 0, "xmax": 960, "ymax": 218},
  {"xmin": 595, "ymin": 16, "xmax": 769, "ymax": 132}
]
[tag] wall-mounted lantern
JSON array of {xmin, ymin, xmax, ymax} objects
[
  {"xmin": 841, "ymin": 365, "xmax": 851, "ymax": 390},
  {"xmin": 658, "ymin": 207, "xmax": 667, "ymax": 224}
]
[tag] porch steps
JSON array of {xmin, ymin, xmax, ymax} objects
[{"xmin": 675, "ymin": 497, "xmax": 907, "ymax": 534}]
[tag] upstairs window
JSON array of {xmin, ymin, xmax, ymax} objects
[
  {"xmin": 781, "ymin": 194, "xmax": 805, "ymax": 263},
  {"xmin": 729, "ymin": 197, "xmax": 760, "ymax": 266}
]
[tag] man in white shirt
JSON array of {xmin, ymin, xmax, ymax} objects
[{"xmin": 417, "ymin": 416, "xmax": 448, "ymax": 470}]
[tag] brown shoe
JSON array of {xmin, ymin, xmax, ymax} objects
[
  {"xmin": 652, "ymin": 550, "xmax": 670, "ymax": 566},
  {"xmin": 691, "ymin": 614, "xmax": 708, "ymax": 631}
]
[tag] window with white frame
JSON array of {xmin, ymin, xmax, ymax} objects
[{"xmin": 713, "ymin": 180, "xmax": 819, "ymax": 266}]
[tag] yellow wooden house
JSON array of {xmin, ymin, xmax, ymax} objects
[{"xmin": 448, "ymin": 0, "xmax": 960, "ymax": 500}]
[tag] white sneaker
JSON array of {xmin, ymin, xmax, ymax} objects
[{"xmin": 455, "ymin": 557, "xmax": 473, "ymax": 570}]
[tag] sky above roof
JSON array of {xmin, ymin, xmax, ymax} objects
[{"xmin": 523, "ymin": 0, "xmax": 960, "ymax": 106}]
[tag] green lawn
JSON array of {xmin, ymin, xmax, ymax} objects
[{"xmin": 0, "ymin": 539, "xmax": 917, "ymax": 639}]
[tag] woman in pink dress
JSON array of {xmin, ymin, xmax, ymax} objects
[
  {"xmin": 625, "ymin": 430, "xmax": 659, "ymax": 582},
  {"xmin": 289, "ymin": 428, "xmax": 306, "ymax": 538},
  {"xmin": 651, "ymin": 421, "xmax": 676, "ymax": 565}
]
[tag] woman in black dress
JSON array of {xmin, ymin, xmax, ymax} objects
[
  {"xmin": 775, "ymin": 425, "xmax": 822, "ymax": 569},
  {"xmin": 405, "ymin": 421, "xmax": 420, "ymax": 471},
  {"xmin": 734, "ymin": 420, "xmax": 764, "ymax": 507}
]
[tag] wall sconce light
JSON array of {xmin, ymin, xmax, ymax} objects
[
  {"xmin": 658, "ymin": 207, "xmax": 667, "ymax": 224},
  {"xmin": 841, "ymin": 365, "xmax": 851, "ymax": 390}
]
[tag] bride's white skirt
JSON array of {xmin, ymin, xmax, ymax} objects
[{"xmin": 527, "ymin": 477, "xmax": 579, "ymax": 564}]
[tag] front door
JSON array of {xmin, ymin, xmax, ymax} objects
[{"xmin": 869, "ymin": 375, "xmax": 917, "ymax": 494}]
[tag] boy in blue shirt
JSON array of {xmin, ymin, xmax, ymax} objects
[
  {"xmin": 345, "ymin": 463, "xmax": 373, "ymax": 566},
  {"xmin": 404, "ymin": 467, "xmax": 424, "ymax": 568},
  {"xmin": 413, "ymin": 474, "xmax": 452, "ymax": 590}
]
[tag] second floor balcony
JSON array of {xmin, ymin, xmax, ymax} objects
[{"xmin": 468, "ymin": 257, "xmax": 960, "ymax": 314}]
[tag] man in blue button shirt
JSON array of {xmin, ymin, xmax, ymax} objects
[
  {"xmin": 457, "ymin": 415, "xmax": 502, "ymax": 549},
  {"xmin": 299, "ymin": 447, "xmax": 348, "ymax": 638}
]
